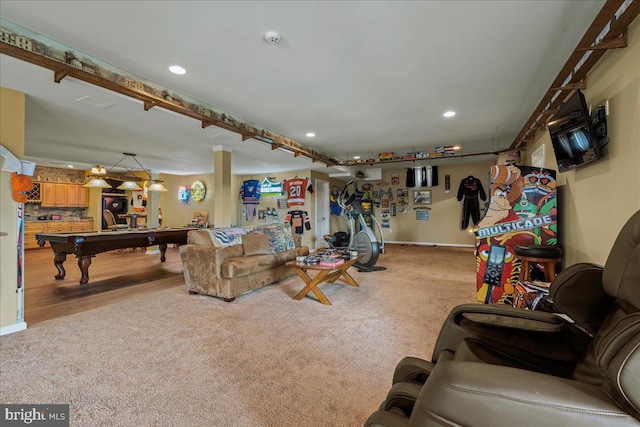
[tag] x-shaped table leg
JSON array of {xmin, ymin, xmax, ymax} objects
[
  {"xmin": 293, "ymin": 268, "xmax": 333, "ymax": 305},
  {"xmin": 326, "ymin": 264, "xmax": 359, "ymax": 288}
]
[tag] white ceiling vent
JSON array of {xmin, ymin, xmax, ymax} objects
[
  {"xmin": 75, "ymin": 95, "xmax": 116, "ymax": 109},
  {"xmin": 265, "ymin": 31, "xmax": 280, "ymax": 44}
]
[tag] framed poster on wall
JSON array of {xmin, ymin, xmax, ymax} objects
[
  {"xmin": 414, "ymin": 190, "xmax": 431, "ymax": 205},
  {"xmin": 416, "ymin": 210, "xmax": 429, "ymax": 220}
]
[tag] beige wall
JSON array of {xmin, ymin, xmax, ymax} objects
[
  {"xmin": 235, "ymin": 170, "xmax": 349, "ymax": 250},
  {"xmin": 159, "ymin": 173, "xmax": 216, "ymax": 228},
  {"xmin": 0, "ymin": 87, "xmax": 26, "ymax": 331},
  {"xmin": 236, "ymin": 169, "xmax": 316, "ymax": 248},
  {"xmin": 524, "ymin": 18, "xmax": 640, "ymax": 266},
  {"xmin": 377, "ymin": 161, "xmax": 493, "ymax": 246},
  {"xmin": 236, "ymin": 163, "xmax": 493, "ymax": 249}
]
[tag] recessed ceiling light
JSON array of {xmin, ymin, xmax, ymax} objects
[
  {"xmin": 306, "ymin": 132, "xmax": 316, "ymax": 138},
  {"xmin": 169, "ymin": 65, "xmax": 187, "ymax": 75},
  {"xmin": 353, "ymin": 156, "xmax": 360, "ymax": 159},
  {"xmin": 67, "ymin": 165, "xmax": 74, "ymax": 168},
  {"xmin": 453, "ymin": 146, "xmax": 461, "ymax": 150},
  {"xmin": 443, "ymin": 111, "xmax": 456, "ymax": 118}
]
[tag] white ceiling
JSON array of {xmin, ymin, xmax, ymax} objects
[{"xmin": 0, "ymin": 1, "xmax": 605, "ymax": 176}]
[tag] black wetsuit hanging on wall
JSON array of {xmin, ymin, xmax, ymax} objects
[{"xmin": 457, "ymin": 175, "xmax": 486, "ymax": 229}]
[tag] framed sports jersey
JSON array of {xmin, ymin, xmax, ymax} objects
[
  {"xmin": 241, "ymin": 179, "xmax": 261, "ymax": 204},
  {"xmin": 285, "ymin": 210, "xmax": 311, "ymax": 234},
  {"xmin": 284, "ymin": 177, "xmax": 311, "ymax": 206}
]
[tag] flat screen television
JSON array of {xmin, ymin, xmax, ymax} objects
[{"xmin": 548, "ymin": 90, "xmax": 603, "ymax": 173}]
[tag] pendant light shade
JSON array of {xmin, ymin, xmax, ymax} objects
[
  {"xmin": 83, "ymin": 178, "xmax": 112, "ymax": 188},
  {"xmin": 117, "ymin": 181, "xmax": 142, "ymax": 190},
  {"xmin": 147, "ymin": 181, "xmax": 168, "ymax": 192}
]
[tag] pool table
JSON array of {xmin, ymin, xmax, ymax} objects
[{"xmin": 36, "ymin": 228, "xmax": 195, "ymax": 285}]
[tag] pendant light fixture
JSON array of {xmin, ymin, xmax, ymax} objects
[
  {"xmin": 147, "ymin": 181, "xmax": 168, "ymax": 192},
  {"xmin": 84, "ymin": 165, "xmax": 111, "ymax": 188},
  {"xmin": 83, "ymin": 177, "xmax": 112, "ymax": 188},
  {"xmin": 117, "ymin": 181, "xmax": 143, "ymax": 191},
  {"xmin": 83, "ymin": 153, "xmax": 166, "ymax": 192}
]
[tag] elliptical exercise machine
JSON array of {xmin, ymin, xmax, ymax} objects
[{"xmin": 326, "ymin": 181, "xmax": 386, "ymax": 272}]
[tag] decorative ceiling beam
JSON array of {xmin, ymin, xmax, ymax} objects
[
  {"xmin": 270, "ymin": 143, "xmax": 283, "ymax": 150},
  {"xmin": 576, "ymin": 31, "xmax": 627, "ymax": 51},
  {"xmin": 241, "ymin": 135, "xmax": 254, "ymax": 141},
  {"xmin": 0, "ymin": 18, "xmax": 340, "ymax": 167},
  {"xmin": 534, "ymin": 107, "xmax": 561, "ymax": 115},
  {"xmin": 510, "ymin": 0, "xmax": 639, "ymax": 150},
  {"xmin": 549, "ymin": 81, "xmax": 587, "ymax": 92},
  {"xmin": 53, "ymin": 69, "xmax": 69, "ymax": 83},
  {"xmin": 344, "ymin": 150, "xmax": 497, "ymax": 166},
  {"xmin": 143, "ymin": 100, "xmax": 159, "ymax": 111}
]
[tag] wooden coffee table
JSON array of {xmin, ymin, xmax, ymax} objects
[{"xmin": 286, "ymin": 256, "xmax": 362, "ymax": 305}]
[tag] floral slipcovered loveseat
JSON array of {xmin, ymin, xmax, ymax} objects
[{"xmin": 180, "ymin": 223, "xmax": 309, "ymax": 302}]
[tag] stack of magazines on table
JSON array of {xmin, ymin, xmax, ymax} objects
[{"xmin": 297, "ymin": 249, "xmax": 353, "ymax": 267}]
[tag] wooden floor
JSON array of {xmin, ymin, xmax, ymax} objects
[{"xmin": 24, "ymin": 246, "xmax": 185, "ymax": 325}]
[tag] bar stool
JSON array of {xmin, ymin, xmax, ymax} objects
[{"xmin": 514, "ymin": 245, "xmax": 562, "ymax": 282}]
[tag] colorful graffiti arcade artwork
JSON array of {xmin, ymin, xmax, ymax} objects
[{"xmin": 474, "ymin": 165, "xmax": 558, "ymax": 304}]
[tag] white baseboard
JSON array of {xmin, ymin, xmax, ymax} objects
[
  {"xmin": 0, "ymin": 321, "xmax": 27, "ymax": 336},
  {"xmin": 385, "ymin": 240, "xmax": 475, "ymax": 248}
]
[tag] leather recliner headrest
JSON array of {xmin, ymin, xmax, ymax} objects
[{"xmin": 602, "ymin": 210, "xmax": 640, "ymax": 310}]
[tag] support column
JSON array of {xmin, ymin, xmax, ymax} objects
[
  {"xmin": 213, "ymin": 146, "xmax": 233, "ymax": 228},
  {"xmin": 0, "ymin": 87, "xmax": 26, "ymax": 334},
  {"xmin": 86, "ymin": 186, "xmax": 103, "ymax": 230},
  {"xmin": 145, "ymin": 172, "xmax": 161, "ymax": 255},
  {"xmin": 146, "ymin": 172, "xmax": 160, "ymax": 228}
]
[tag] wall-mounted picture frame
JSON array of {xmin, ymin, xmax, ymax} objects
[
  {"xmin": 413, "ymin": 190, "xmax": 431, "ymax": 205},
  {"xmin": 191, "ymin": 180, "xmax": 206, "ymax": 201},
  {"xmin": 416, "ymin": 210, "xmax": 430, "ymax": 220}
]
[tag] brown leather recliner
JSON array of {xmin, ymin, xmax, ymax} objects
[{"xmin": 366, "ymin": 210, "xmax": 640, "ymax": 427}]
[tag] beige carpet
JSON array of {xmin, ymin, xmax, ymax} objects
[{"xmin": 0, "ymin": 244, "xmax": 478, "ymax": 427}]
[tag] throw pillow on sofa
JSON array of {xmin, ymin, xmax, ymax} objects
[
  {"xmin": 206, "ymin": 227, "xmax": 246, "ymax": 247},
  {"xmin": 245, "ymin": 223, "xmax": 295, "ymax": 252},
  {"xmin": 242, "ymin": 234, "xmax": 273, "ymax": 256}
]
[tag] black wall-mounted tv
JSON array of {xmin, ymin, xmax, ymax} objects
[{"xmin": 548, "ymin": 90, "xmax": 605, "ymax": 173}]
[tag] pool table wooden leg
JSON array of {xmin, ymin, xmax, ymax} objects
[
  {"xmin": 159, "ymin": 243, "xmax": 168, "ymax": 262},
  {"xmin": 77, "ymin": 256, "xmax": 93, "ymax": 285},
  {"xmin": 53, "ymin": 252, "xmax": 67, "ymax": 280}
]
